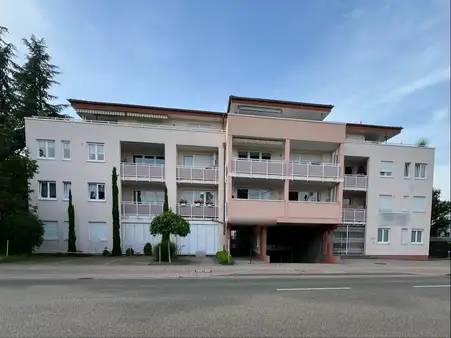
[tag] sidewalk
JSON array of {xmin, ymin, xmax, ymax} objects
[{"xmin": 0, "ymin": 259, "xmax": 449, "ymax": 279}]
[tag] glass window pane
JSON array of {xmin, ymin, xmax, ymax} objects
[
  {"xmin": 89, "ymin": 184, "xmax": 96, "ymax": 199},
  {"xmin": 411, "ymin": 231, "xmax": 416, "ymax": 242},
  {"xmin": 89, "ymin": 144, "xmax": 96, "ymax": 160},
  {"xmin": 47, "ymin": 141, "xmax": 55, "ymax": 157},
  {"xmin": 183, "ymin": 156, "xmax": 194, "ymax": 166},
  {"xmin": 98, "ymin": 184, "xmax": 105, "ymax": 200},
  {"xmin": 40, "ymin": 182, "xmax": 48, "ymax": 198},
  {"xmin": 238, "ymin": 151, "xmax": 248, "ymax": 159},
  {"xmin": 249, "ymin": 152, "xmax": 260, "ymax": 159},
  {"xmin": 417, "ymin": 231, "xmax": 422, "ymax": 243},
  {"xmin": 383, "ymin": 230, "xmax": 389, "ymax": 242}
]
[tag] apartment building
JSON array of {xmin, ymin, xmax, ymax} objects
[{"xmin": 24, "ymin": 96, "xmax": 434, "ymax": 262}]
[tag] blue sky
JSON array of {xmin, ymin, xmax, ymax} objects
[{"xmin": 2, "ymin": 0, "xmax": 450, "ymax": 198}]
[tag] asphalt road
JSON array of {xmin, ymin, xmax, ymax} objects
[{"xmin": 0, "ymin": 276, "xmax": 449, "ymax": 337}]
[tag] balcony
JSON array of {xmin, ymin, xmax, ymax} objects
[
  {"xmin": 176, "ymin": 166, "xmax": 218, "ymax": 183},
  {"xmin": 176, "ymin": 204, "xmax": 218, "ymax": 220},
  {"xmin": 120, "ymin": 163, "xmax": 165, "ymax": 182},
  {"xmin": 287, "ymin": 201, "xmax": 341, "ymax": 224},
  {"xmin": 342, "ymin": 208, "xmax": 367, "ymax": 223},
  {"xmin": 344, "ymin": 175, "xmax": 368, "ymax": 190},
  {"xmin": 227, "ymin": 199, "xmax": 285, "ymax": 224},
  {"xmin": 121, "ymin": 202, "xmax": 163, "ymax": 218},
  {"xmin": 230, "ymin": 158, "xmax": 284, "ymax": 179},
  {"xmin": 288, "ymin": 162, "xmax": 340, "ymax": 182}
]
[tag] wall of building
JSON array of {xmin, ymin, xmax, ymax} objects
[
  {"xmin": 25, "ymin": 117, "xmax": 226, "ymax": 253},
  {"xmin": 345, "ymin": 142, "xmax": 434, "ymax": 258}
]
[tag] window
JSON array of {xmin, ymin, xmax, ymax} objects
[
  {"xmin": 133, "ymin": 155, "xmax": 165, "ymax": 165},
  {"xmin": 236, "ymin": 188, "xmax": 271, "ymax": 200},
  {"xmin": 414, "ymin": 163, "xmax": 427, "ymax": 179},
  {"xmin": 402, "ymin": 196, "xmax": 409, "ymax": 212},
  {"xmin": 39, "ymin": 181, "xmax": 57, "ymax": 199},
  {"xmin": 411, "ymin": 229, "xmax": 423, "ymax": 244},
  {"xmin": 412, "ymin": 196, "xmax": 426, "ymax": 212},
  {"xmin": 377, "ymin": 228, "xmax": 390, "ymax": 244},
  {"xmin": 63, "ymin": 221, "xmax": 69, "ymax": 241},
  {"xmin": 88, "ymin": 143, "xmax": 105, "ymax": 161},
  {"xmin": 62, "ymin": 141, "xmax": 71, "ymax": 160},
  {"xmin": 401, "ymin": 228, "xmax": 409, "ymax": 245},
  {"xmin": 88, "ymin": 183, "xmax": 105, "ymax": 200},
  {"xmin": 380, "ymin": 161, "xmax": 394, "ymax": 177},
  {"xmin": 183, "ymin": 155, "xmax": 194, "ymax": 166},
  {"xmin": 300, "ymin": 154, "xmax": 322, "ymax": 164},
  {"xmin": 38, "ymin": 140, "xmax": 55, "ymax": 158},
  {"xmin": 404, "ymin": 162, "xmax": 410, "ymax": 178},
  {"xmin": 237, "ymin": 151, "xmax": 271, "ymax": 160},
  {"xmin": 43, "ymin": 221, "xmax": 58, "ymax": 241},
  {"xmin": 181, "ymin": 191, "xmax": 216, "ymax": 204},
  {"xmin": 63, "ymin": 182, "xmax": 71, "ymax": 200},
  {"xmin": 89, "ymin": 222, "xmax": 108, "ymax": 242},
  {"xmin": 378, "ymin": 195, "xmax": 393, "ymax": 212}
]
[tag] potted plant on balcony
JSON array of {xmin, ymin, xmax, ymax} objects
[
  {"xmin": 206, "ymin": 200, "xmax": 214, "ymax": 207},
  {"xmin": 179, "ymin": 199, "xmax": 187, "ymax": 207},
  {"xmin": 194, "ymin": 199, "xmax": 202, "ymax": 207}
]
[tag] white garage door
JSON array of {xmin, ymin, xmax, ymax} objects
[
  {"xmin": 121, "ymin": 222, "xmax": 161, "ymax": 254},
  {"xmin": 176, "ymin": 222, "xmax": 220, "ymax": 255}
]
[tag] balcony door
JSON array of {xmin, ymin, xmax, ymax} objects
[
  {"xmin": 181, "ymin": 190, "xmax": 216, "ymax": 205},
  {"xmin": 133, "ymin": 190, "xmax": 164, "ymax": 204},
  {"xmin": 133, "ymin": 155, "xmax": 165, "ymax": 165}
]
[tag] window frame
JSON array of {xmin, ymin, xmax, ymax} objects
[
  {"xmin": 62, "ymin": 140, "xmax": 71, "ymax": 160},
  {"xmin": 87, "ymin": 142, "xmax": 105, "ymax": 162},
  {"xmin": 133, "ymin": 154, "xmax": 165, "ymax": 165},
  {"xmin": 414, "ymin": 163, "xmax": 427, "ymax": 179},
  {"xmin": 404, "ymin": 162, "xmax": 411, "ymax": 178},
  {"xmin": 88, "ymin": 183, "xmax": 106, "ymax": 201},
  {"xmin": 412, "ymin": 196, "xmax": 426, "ymax": 213},
  {"xmin": 43, "ymin": 221, "xmax": 59, "ymax": 241},
  {"xmin": 378, "ymin": 194, "xmax": 393, "ymax": 212},
  {"xmin": 377, "ymin": 228, "xmax": 390, "ymax": 244},
  {"xmin": 237, "ymin": 151, "xmax": 272, "ymax": 161},
  {"xmin": 63, "ymin": 181, "xmax": 72, "ymax": 200},
  {"xmin": 39, "ymin": 181, "xmax": 57, "ymax": 200},
  {"xmin": 379, "ymin": 161, "xmax": 394, "ymax": 178},
  {"xmin": 37, "ymin": 139, "xmax": 56, "ymax": 159},
  {"xmin": 411, "ymin": 229, "xmax": 424, "ymax": 244}
]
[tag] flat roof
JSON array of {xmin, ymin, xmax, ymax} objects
[{"xmin": 68, "ymin": 98, "xmax": 226, "ymax": 117}]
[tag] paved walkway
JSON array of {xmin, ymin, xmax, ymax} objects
[{"xmin": 0, "ymin": 258, "xmax": 449, "ymax": 279}]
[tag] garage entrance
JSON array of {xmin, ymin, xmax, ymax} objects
[
  {"xmin": 267, "ymin": 226, "xmax": 324, "ymax": 263},
  {"xmin": 230, "ymin": 226, "xmax": 256, "ymax": 258}
]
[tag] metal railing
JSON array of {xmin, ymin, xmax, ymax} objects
[
  {"xmin": 344, "ymin": 175, "xmax": 368, "ymax": 189},
  {"xmin": 27, "ymin": 116, "xmax": 225, "ymax": 133},
  {"xmin": 231, "ymin": 158, "xmax": 284, "ymax": 178},
  {"xmin": 345, "ymin": 138, "xmax": 432, "ymax": 148},
  {"xmin": 176, "ymin": 204, "xmax": 218, "ymax": 219},
  {"xmin": 120, "ymin": 163, "xmax": 165, "ymax": 181},
  {"xmin": 342, "ymin": 208, "xmax": 367, "ymax": 223},
  {"xmin": 288, "ymin": 162, "xmax": 340, "ymax": 180},
  {"xmin": 176, "ymin": 165, "xmax": 218, "ymax": 182},
  {"xmin": 333, "ymin": 224, "xmax": 365, "ymax": 255},
  {"xmin": 121, "ymin": 202, "xmax": 163, "ymax": 218}
]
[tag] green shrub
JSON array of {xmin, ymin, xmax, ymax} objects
[
  {"xmin": 0, "ymin": 212, "xmax": 44, "ymax": 255},
  {"xmin": 102, "ymin": 249, "xmax": 111, "ymax": 257},
  {"xmin": 143, "ymin": 242, "xmax": 152, "ymax": 256},
  {"xmin": 154, "ymin": 240, "xmax": 177, "ymax": 262},
  {"xmin": 216, "ymin": 250, "xmax": 233, "ymax": 265},
  {"xmin": 125, "ymin": 248, "xmax": 134, "ymax": 256}
]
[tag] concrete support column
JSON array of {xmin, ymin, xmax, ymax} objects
[
  {"xmin": 337, "ymin": 143, "xmax": 345, "ymax": 208},
  {"xmin": 217, "ymin": 145, "xmax": 225, "ymax": 223},
  {"xmin": 226, "ymin": 225, "xmax": 231, "ymax": 252},
  {"xmin": 284, "ymin": 139, "xmax": 291, "ymax": 217},
  {"xmin": 322, "ymin": 228, "xmax": 340, "ymax": 263},
  {"xmin": 226, "ymin": 137, "xmax": 233, "ymax": 200},
  {"xmin": 164, "ymin": 143, "xmax": 177, "ymax": 211},
  {"xmin": 259, "ymin": 226, "xmax": 270, "ymax": 263}
]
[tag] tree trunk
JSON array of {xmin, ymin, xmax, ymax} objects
[{"xmin": 168, "ymin": 240, "xmax": 171, "ymax": 264}]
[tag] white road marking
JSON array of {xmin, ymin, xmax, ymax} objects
[
  {"xmin": 413, "ymin": 285, "xmax": 450, "ymax": 288},
  {"xmin": 276, "ymin": 287, "xmax": 351, "ymax": 291}
]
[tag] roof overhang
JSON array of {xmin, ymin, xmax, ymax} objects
[{"xmin": 346, "ymin": 123, "xmax": 403, "ymax": 141}]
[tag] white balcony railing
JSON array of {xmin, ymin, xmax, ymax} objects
[
  {"xmin": 120, "ymin": 163, "xmax": 165, "ymax": 181},
  {"xmin": 176, "ymin": 204, "xmax": 218, "ymax": 219},
  {"xmin": 344, "ymin": 175, "xmax": 368, "ymax": 190},
  {"xmin": 288, "ymin": 162, "xmax": 340, "ymax": 181},
  {"xmin": 345, "ymin": 139, "xmax": 432, "ymax": 148},
  {"xmin": 121, "ymin": 202, "xmax": 163, "ymax": 218},
  {"xmin": 231, "ymin": 158, "xmax": 284, "ymax": 178},
  {"xmin": 176, "ymin": 166, "xmax": 218, "ymax": 183},
  {"xmin": 342, "ymin": 208, "xmax": 367, "ymax": 223},
  {"xmin": 27, "ymin": 116, "xmax": 225, "ymax": 133}
]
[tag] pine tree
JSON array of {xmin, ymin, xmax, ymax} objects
[
  {"xmin": 111, "ymin": 167, "xmax": 122, "ymax": 256},
  {"xmin": 67, "ymin": 190, "xmax": 77, "ymax": 253},
  {"xmin": 14, "ymin": 35, "xmax": 68, "ymax": 151},
  {"xmin": 0, "ymin": 26, "xmax": 19, "ymax": 124}
]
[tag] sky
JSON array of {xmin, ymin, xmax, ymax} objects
[{"xmin": 1, "ymin": 0, "xmax": 450, "ymax": 199}]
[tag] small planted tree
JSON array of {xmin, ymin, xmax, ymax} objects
[
  {"xmin": 416, "ymin": 137, "xmax": 429, "ymax": 147},
  {"xmin": 67, "ymin": 190, "xmax": 76, "ymax": 253},
  {"xmin": 150, "ymin": 211, "xmax": 190, "ymax": 263},
  {"xmin": 162, "ymin": 185, "xmax": 170, "ymax": 241},
  {"xmin": 111, "ymin": 166, "xmax": 122, "ymax": 256}
]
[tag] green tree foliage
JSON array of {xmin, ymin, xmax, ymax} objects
[
  {"xmin": 111, "ymin": 167, "xmax": 122, "ymax": 256},
  {"xmin": 416, "ymin": 138, "xmax": 429, "ymax": 147},
  {"xmin": 0, "ymin": 26, "xmax": 19, "ymax": 124},
  {"xmin": 67, "ymin": 190, "xmax": 76, "ymax": 253},
  {"xmin": 431, "ymin": 188, "xmax": 451, "ymax": 237}
]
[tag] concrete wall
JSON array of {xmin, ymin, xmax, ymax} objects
[{"xmin": 345, "ymin": 142, "xmax": 434, "ymax": 258}]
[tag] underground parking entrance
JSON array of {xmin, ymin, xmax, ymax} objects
[{"xmin": 228, "ymin": 224, "xmax": 336, "ymax": 263}]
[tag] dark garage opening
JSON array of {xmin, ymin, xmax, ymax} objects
[
  {"xmin": 267, "ymin": 226, "xmax": 324, "ymax": 263},
  {"xmin": 230, "ymin": 227, "xmax": 255, "ymax": 257}
]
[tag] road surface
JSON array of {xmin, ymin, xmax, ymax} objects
[{"xmin": 0, "ymin": 276, "xmax": 449, "ymax": 337}]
